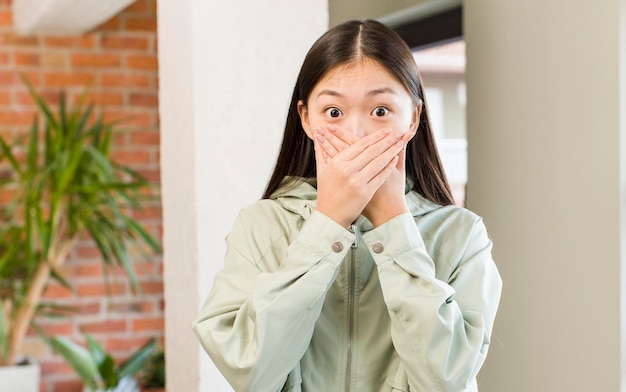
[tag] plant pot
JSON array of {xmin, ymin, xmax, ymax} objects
[
  {"xmin": 0, "ymin": 362, "xmax": 40, "ymax": 392},
  {"xmin": 83, "ymin": 376, "xmax": 140, "ymax": 392}
]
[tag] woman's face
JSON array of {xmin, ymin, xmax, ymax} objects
[{"xmin": 298, "ymin": 58, "xmax": 420, "ymax": 139}]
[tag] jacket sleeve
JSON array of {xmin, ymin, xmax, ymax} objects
[
  {"xmin": 192, "ymin": 209, "xmax": 354, "ymax": 392},
  {"xmin": 361, "ymin": 212, "xmax": 502, "ymax": 391}
]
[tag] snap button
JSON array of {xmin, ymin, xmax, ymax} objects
[
  {"xmin": 372, "ymin": 243, "xmax": 384, "ymax": 254},
  {"xmin": 332, "ymin": 242, "xmax": 344, "ymax": 252}
]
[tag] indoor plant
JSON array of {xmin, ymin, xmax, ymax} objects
[
  {"xmin": 0, "ymin": 80, "xmax": 160, "ymax": 384},
  {"xmin": 139, "ymin": 346, "xmax": 165, "ymax": 391},
  {"xmin": 49, "ymin": 333, "xmax": 156, "ymax": 392}
]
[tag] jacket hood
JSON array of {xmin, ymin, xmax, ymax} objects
[{"xmin": 269, "ymin": 177, "xmax": 443, "ymax": 230}]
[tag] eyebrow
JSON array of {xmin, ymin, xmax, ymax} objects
[
  {"xmin": 368, "ymin": 87, "xmax": 398, "ymax": 97},
  {"xmin": 316, "ymin": 87, "xmax": 398, "ymax": 98},
  {"xmin": 317, "ymin": 89, "xmax": 344, "ymax": 98}
]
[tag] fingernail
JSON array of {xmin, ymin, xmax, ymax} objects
[
  {"xmin": 382, "ymin": 128, "xmax": 392, "ymax": 135},
  {"xmin": 327, "ymin": 124, "xmax": 337, "ymax": 132},
  {"xmin": 316, "ymin": 127, "xmax": 326, "ymax": 136},
  {"xmin": 315, "ymin": 134, "xmax": 326, "ymax": 143},
  {"xmin": 395, "ymin": 141, "xmax": 403, "ymax": 148}
]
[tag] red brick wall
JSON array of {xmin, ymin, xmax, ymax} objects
[{"xmin": 0, "ymin": 1, "xmax": 163, "ymax": 391}]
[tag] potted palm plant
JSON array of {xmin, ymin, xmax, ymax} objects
[
  {"xmin": 49, "ymin": 333, "xmax": 157, "ymax": 392},
  {"xmin": 0, "ymin": 80, "xmax": 161, "ymax": 391},
  {"xmin": 139, "ymin": 346, "xmax": 165, "ymax": 392}
]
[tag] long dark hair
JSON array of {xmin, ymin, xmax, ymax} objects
[{"xmin": 262, "ymin": 19, "xmax": 454, "ymax": 206}]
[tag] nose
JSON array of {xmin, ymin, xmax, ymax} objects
[{"xmin": 344, "ymin": 115, "xmax": 367, "ymax": 138}]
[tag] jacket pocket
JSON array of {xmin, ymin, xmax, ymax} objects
[
  {"xmin": 280, "ymin": 364, "xmax": 302, "ymax": 392},
  {"xmin": 385, "ymin": 362, "xmax": 410, "ymax": 392},
  {"xmin": 385, "ymin": 377, "xmax": 409, "ymax": 392}
]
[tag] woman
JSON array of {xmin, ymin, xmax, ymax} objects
[{"xmin": 193, "ymin": 19, "xmax": 502, "ymax": 392}]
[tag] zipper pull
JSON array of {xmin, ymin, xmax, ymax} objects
[{"xmin": 349, "ymin": 224, "xmax": 358, "ymax": 249}]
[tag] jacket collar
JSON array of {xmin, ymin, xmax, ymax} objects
[{"xmin": 270, "ymin": 177, "xmax": 443, "ymax": 231}]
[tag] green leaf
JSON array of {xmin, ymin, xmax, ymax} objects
[
  {"xmin": 84, "ymin": 144, "xmax": 114, "ymax": 173},
  {"xmin": 125, "ymin": 218, "xmax": 161, "ymax": 254},
  {"xmin": 0, "ymin": 304, "xmax": 8, "ymax": 361},
  {"xmin": 109, "ymin": 236, "xmax": 139, "ymax": 291},
  {"xmin": 58, "ymin": 90, "xmax": 67, "ymax": 139},
  {"xmin": 56, "ymin": 143, "xmax": 83, "ymax": 194},
  {"xmin": 24, "ymin": 199, "xmax": 33, "ymax": 263},
  {"xmin": 70, "ymin": 182, "xmax": 144, "ymax": 195},
  {"xmin": 49, "ymin": 336, "xmax": 99, "ymax": 390},
  {"xmin": 86, "ymin": 223, "xmax": 113, "ymax": 264},
  {"xmin": 99, "ymin": 355, "xmax": 118, "ymax": 388},
  {"xmin": 22, "ymin": 75, "xmax": 59, "ymax": 131},
  {"xmin": 0, "ymin": 177, "xmax": 14, "ymax": 187},
  {"xmin": 36, "ymin": 302, "xmax": 79, "ymax": 318},
  {"xmin": 85, "ymin": 334, "xmax": 106, "ymax": 367},
  {"xmin": 26, "ymin": 115, "xmax": 39, "ymax": 173},
  {"xmin": 118, "ymin": 338, "xmax": 156, "ymax": 380},
  {"xmin": 44, "ymin": 119, "xmax": 53, "ymax": 165},
  {"xmin": 112, "ymin": 162, "xmax": 146, "ymax": 181},
  {"xmin": 0, "ymin": 137, "xmax": 23, "ymax": 178},
  {"xmin": 0, "ymin": 237, "xmax": 20, "ymax": 274},
  {"xmin": 35, "ymin": 202, "xmax": 50, "ymax": 257},
  {"xmin": 50, "ymin": 267, "xmax": 72, "ymax": 292},
  {"xmin": 99, "ymin": 122, "xmax": 113, "ymax": 156},
  {"xmin": 75, "ymin": 103, "xmax": 94, "ymax": 141},
  {"xmin": 72, "ymin": 78, "xmax": 93, "ymax": 118}
]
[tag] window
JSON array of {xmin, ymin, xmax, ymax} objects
[{"xmin": 413, "ymin": 40, "xmax": 467, "ymax": 205}]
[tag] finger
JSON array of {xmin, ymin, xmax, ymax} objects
[
  {"xmin": 315, "ymin": 129, "xmax": 340, "ymax": 159},
  {"xmin": 400, "ymin": 131, "xmax": 413, "ymax": 144},
  {"xmin": 336, "ymin": 127, "xmax": 394, "ymax": 161},
  {"xmin": 318, "ymin": 126, "xmax": 351, "ymax": 154},
  {"xmin": 396, "ymin": 148, "xmax": 406, "ymax": 172},
  {"xmin": 349, "ymin": 130, "xmax": 403, "ymax": 171},
  {"xmin": 313, "ymin": 135, "xmax": 328, "ymax": 169},
  {"xmin": 367, "ymin": 155, "xmax": 399, "ymax": 188},
  {"xmin": 396, "ymin": 133, "xmax": 412, "ymax": 171},
  {"xmin": 326, "ymin": 125, "xmax": 359, "ymax": 147},
  {"xmin": 353, "ymin": 139, "xmax": 404, "ymax": 183}
]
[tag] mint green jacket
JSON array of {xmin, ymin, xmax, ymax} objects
[{"xmin": 193, "ymin": 179, "xmax": 502, "ymax": 392}]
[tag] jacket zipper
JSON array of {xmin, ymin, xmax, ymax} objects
[{"xmin": 345, "ymin": 224, "xmax": 358, "ymax": 392}]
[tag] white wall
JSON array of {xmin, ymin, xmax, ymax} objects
[
  {"xmin": 465, "ymin": 1, "xmax": 625, "ymax": 391},
  {"xmin": 157, "ymin": 1, "xmax": 328, "ymax": 391}
]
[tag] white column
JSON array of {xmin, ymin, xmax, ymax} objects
[
  {"xmin": 465, "ymin": 1, "xmax": 626, "ymax": 391},
  {"xmin": 158, "ymin": 1, "xmax": 328, "ymax": 391}
]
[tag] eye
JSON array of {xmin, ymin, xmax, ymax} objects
[
  {"xmin": 325, "ymin": 107, "xmax": 342, "ymax": 118},
  {"xmin": 372, "ymin": 107, "xmax": 389, "ymax": 117}
]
